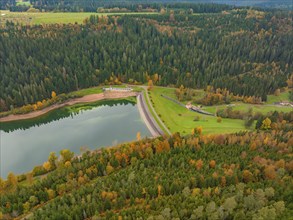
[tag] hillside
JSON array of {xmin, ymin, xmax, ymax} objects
[
  {"xmin": 1, "ymin": 122, "xmax": 292, "ymax": 219},
  {"xmin": 2, "ymin": 0, "xmax": 293, "ymax": 11},
  {"xmin": 1, "ymin": 9, "xmax": 292, "ymax": 112},
  {"xmin": 214, "ymin": 0, "xmax": 292, "ymax": 8},
  {"xmin": 0, "ymin": 2, "xmax": 292, "ymax": 220}
]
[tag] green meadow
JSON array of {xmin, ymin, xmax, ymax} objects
[
  {"xmin": 148, "ymin": 87, "xmax": 249, "ymax": 135},
  {"xmin": 203, "ymin": 103, "xmax": 292, "ymax": 115},
  {"xmin": 16, "ymin": 1, "xmax": 31, "ymax": 6},
  {"xmin": 0, "ymin": 11, "xmax": 157, "ymax": 25},
  {"xmin": 203, "ymin": 90, "xmax": 292, "ymax": 115},
  {"xmin": 267, "ymin": 90, "xmax": 290, "ymax": 104},
  {"xmin": 147, "ymin": 87, "xmax": 292, "ymax": 135},
  {"xmin": 69, "ymin": 85, "xmax": 142, "ymax": 97}
]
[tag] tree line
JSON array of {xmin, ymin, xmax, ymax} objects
[{"xmin": 5, "ymin": 1, "xmax": 234, "ymax": 12}]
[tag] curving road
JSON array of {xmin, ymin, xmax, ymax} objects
[
  {"xmin": 137, "ymin": 93, "xmax": 165, "ymax": 137},
  {"xmin": 140, "ymin": 86, "xmax": 172, "ymax": 135}
]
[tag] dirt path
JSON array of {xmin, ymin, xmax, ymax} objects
[{"xmin": 0, "ymin": 91, "xmax": 138, "ymax": 122}]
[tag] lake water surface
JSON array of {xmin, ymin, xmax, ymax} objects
[{"xmin": 0, "ymin": 100, "xmax": 151, "ymax": 178}]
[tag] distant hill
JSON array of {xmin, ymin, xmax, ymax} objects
[
  {"xmin": 5, "ymin": 0, "xmax": 293, "ymax": 11},
  {"xmin": 214, "ymin": 0, "xmax": 292, "ymax": 8}
]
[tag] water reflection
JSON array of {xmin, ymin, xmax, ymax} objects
[
  {"xmin": 0, "ymin": 99, "xmax": 135, "ymax": 132},
  {"xmin": 0, "ymin": 100, "xmax": 150, "ymax": 178}
]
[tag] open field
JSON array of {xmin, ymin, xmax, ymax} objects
[
  {"xmin": 16, "ymin": 1, "xmax": 31, "ymax": 6},
  {"xmin": 0, "ymin": 11, "xmax": 157, "ymax": 25},
  {"xmin": 203, "ymin": 102, "xmax": 293, "ymax": 115},
  {"xmin": 68, "ymin": 85, "xmax": 143, "ymax": 97},
  {"xmin": 148, "ymin": 87, "xmax": 249, "ymax": 135},
  {"xmin": 267, "ymin": 91, "xmax": 290, "ymax": 104},
  {"xmin": 69, "ymin": 86, "xmax": 103, "ymax": 97},
  {"xmin": 167, "ymin": 87, "xmax": 292, "ymax": 115},
  {"xmin": 203, "ymin": 90, "xmax": 292, "ymax": 115}
]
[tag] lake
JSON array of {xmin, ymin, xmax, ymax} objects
[{"xmin": 0, "ymin": 100, "xmax": 151, "ymax": 178}]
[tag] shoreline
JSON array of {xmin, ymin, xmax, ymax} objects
[{"xmin": 0, "ymin": 91, "xmax": 138, "ymax": 123}]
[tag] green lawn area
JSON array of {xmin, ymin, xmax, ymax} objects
[
  {"xmin": 0, "ymin": 11, "xmax": 157, "ymax": 25},
  {"xmin": 143, "ymin": 90, "xmax": 169, "ymax": 135},
  {"xmin": 267, "ymin": 91, "xmax": 290, "ymax": 104},
  {"xmin": 204, "ymin": 102, "xmax": 292, "ymax": 115},
  {"xmin": 16, "ymin": 1, "xmax": 31, "ymax": 6},
  {"xmin": 33, "ymin": 12, "xmax": 98, "ymax": 24},
  {"xmin": 149, "ymin": 87, "xmax": 249, "ymax": 135},
  {"xmin": 69, "ymin": 86, "xmax": 103, "ymax": 97},
  {"xmin": 68, "ymin": 85, "xmax": 142, "ymax": 97}
]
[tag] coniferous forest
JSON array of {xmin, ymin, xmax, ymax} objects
[
  {"xmin": 1, "ymin": 8, "xmax": 292, "ymax": 111},
  {"xmin": 0, "ymin": 2, "xmax": 293, "ymax": 220},
  {"xmin": 1, "ymin": 123, "xmax": 293, "ymax": 219}
]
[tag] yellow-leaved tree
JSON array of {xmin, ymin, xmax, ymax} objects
[
  {"xmin": 106, "ymin": 164, "xmax": 114, "ymax": 175},
  {"xmin": 261, "ymin": 117, "xmax": 271, "ymax": 130},
  {"xmin": 43, "ymin": 161, "xmax": 51, "ymax": 172},
  {"xmin": 147, "ymin": 80, "xmax": 153, "ymax": 90},
  {"xmin": 136, "ymin": 132, "xmax": 141, "ymax": 141},
  {"xmin": 60, "ymin": 149, "xmax": 74, "ymax": 163},
  {"xmin": 51, "ymin": 91, "xmax": 57, "ymax": 99}
]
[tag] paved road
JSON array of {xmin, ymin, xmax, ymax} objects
[
  {"xmin": 140, "ymin": 86, "xmax": 172, "ymax": 135},
  {"xmin": 137, "ymin": 93, "xmax": 164, "ymax": 137}
]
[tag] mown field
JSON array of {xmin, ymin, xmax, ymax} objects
[
  {"xmin": 68, "ymin": 84, "xmax": 142, "ymax": 97},
  {"xmin": 267, "ymin": 91, "xmax": 291, "ymax": 104},
  {"xmin": 148, "ymin": 87, "xmax": 292, "ymax": 135},
  {"xmin": 204, "ymin": 103, "xmax": 292, "ymax": 115},
  {"xmin": 203, "ymin": 90, "xmax": 292, "ymax": 115},
  {"xmin": 16, "ymin": 1, "xmax": 31, "ymax": 6},
  {"xmin": 0, "ymin": 11, "xmax": 157, "ymax": 25},
  {"xmin": 148, "ymin": 87, "xmax": 248, "ymax": 134}
]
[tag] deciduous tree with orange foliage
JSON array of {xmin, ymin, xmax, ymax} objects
[
  {"xmin": 196, "ymin": 159, "xmax": 203, "ymax": 170},
  {"xmin": 136, "ymin": 132, "xmax": 141, "ymax": 141},
  {"xmin": 242, "ymin": 170, "xmax": 253, "ymax": 183},
  {"xmin": 147, "ymin": 80, "xmax": 153, "ymax": 90},
  {"xmin": 43, "ymin": 161, "xmax": 51, "ymax": 172},
  {"xmin": 209, "ymin": 160, "xmax": 216, "ymax": 168},
  {"xmin": 192, "ymin": 126, "xmax": 202, "ymax": 136},
  {"xmin": 264, "ymin": 165, "xmax": 276, "ymax": 180}
]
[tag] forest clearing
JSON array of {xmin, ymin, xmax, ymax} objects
[
  {"xmin": 147, "ymin": 87, "xmax": 292, "ymax": 134},
  {"xmin": 0, "ymin": 10, "xmax": 157, "ymax": 25}
]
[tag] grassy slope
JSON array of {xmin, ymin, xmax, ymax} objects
[
  {"xmin": 267, "ymin": 91, "xmax": 290, "ymax": 104},
  {"xmin": 69, "ymin": 85, "xmax": 142, "ymax": 97},
  {"xmin": 204, "ymin": 102, "xmax": 293, "ymax": 115},
  {"xmin": 69, "ymin": 86, "xmax": 103, "ymax": 97},
  {"xmin": 204, "ymin": 90, "xmax": 292, "ymax": 115},
  {"xmin": 16, "ymin": 1, "xmax": 31, "ymax": 6},
  {"xmin": 148, "ymin": 87, "xmax": 292, "ymax": 135},
  {"xmin": 149, "ymin": 87, "xmax": 248, "ymax": 135},
  {"xmin": 0, "ymin": 11, "xmax": 157, "ymax": 25}
]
